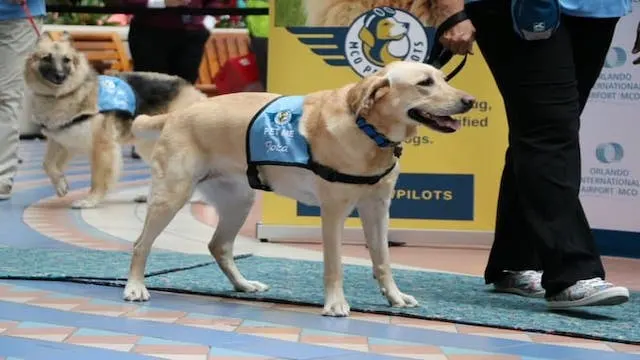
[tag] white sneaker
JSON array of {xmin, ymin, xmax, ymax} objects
[
  {"xmin": 494, "ymin": 270, "xmax": 545, "ymax": 298},
  {"xmin": 0, "ymin": 184, "xmax": 11, "ymax": 201},
  {"xmin": 547, "ymin": 277, "xmax": 630, "ymax": 309}
]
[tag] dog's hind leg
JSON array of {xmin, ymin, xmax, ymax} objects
[
  {"xmin": 123, "ymin": 147, "xmax": 197, "ymax": 301},
  {"xmin": 357, "ymin": 193, "xmax": 418, "ymax": 308},
  {"xmin": 43, "ymin": 139, "xmax": 71, "ymax": 197},
  {"xmin": 199, "ymin": 177, "xmax": 269, "ymax": 293}
]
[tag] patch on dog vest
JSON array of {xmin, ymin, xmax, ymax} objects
[
  {"xmin": 247, "ymin": 95, "xmax": 310, "ymax": 167},
  {"xmin": 97, "ymin": 75, "xmax": 137, "ymax": 116}
]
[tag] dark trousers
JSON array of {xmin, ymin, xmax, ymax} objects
[
  {"xmin": 249, "ymin": 34, "xmax": 269, "ymax": 89},
  {"xmin": 128, "ymin": 18, "xmax": 209, "ymax": 84},
  {"xmin": 465, "ymin": 1, "xmax": 620, "ymax": 296}
]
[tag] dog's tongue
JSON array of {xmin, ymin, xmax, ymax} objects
[
  {"xmin": 424, "ymin": 111, "xmax": 461, "ymax": 131},
  {"xmin": 437, "ymin": 116, "xmax": 461, "ymax": 131}
]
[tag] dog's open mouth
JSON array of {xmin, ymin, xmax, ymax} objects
[{"xmin": 407, "ymin": 109, "xmax": 461, "ymax": 133}]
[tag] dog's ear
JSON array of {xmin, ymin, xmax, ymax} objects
[
  {"xmin": 347, "ymin": 73, "xmax": 390, "ymax": 117},
  {"xmin": 60, "ymin": 31, "xmax": 73, "ymax": 43},
  {"xmin": 37, "ymin": 31, "xmax": 54, "ymax": 44},
  {"xmin": 358, "ymin": 27, "xmax": 375, "ymax": 47}
]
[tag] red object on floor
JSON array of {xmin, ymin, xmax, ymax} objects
[{"xmin": 213, "ymin": 53, "xmax": 264, "ymax": 94}]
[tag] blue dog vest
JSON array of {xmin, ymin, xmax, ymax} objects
[
  {"xmin": 97, "ymin": 75, "xmax": 137, "ymax": 116},
  {"xmin": 245, "ymin": 96, "xmax": 399, "ymax": 191},
  {"xmin": 248, "ymin": 95, "xmax": 310, "ymax": 168}
]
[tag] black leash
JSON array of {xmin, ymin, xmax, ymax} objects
[{"xmin": 427, "ymin": 10, "xmax": 470, "ymax": 81}]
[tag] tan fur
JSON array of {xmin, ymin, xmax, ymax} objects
[
  {"xmin": 303, "ymin": 0, "xmax": 432, "ymax": 27},
  {"xmin": 122, "ymin": 61, "xmax": 475, "ymax": 317},
  {"xmin": 24, "ymin": 32, "xmax": 206, "ymax": 209}
]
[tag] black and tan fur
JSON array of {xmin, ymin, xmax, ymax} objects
[{"xmin": 24, "ymin": 31, "xmax": 206, "ymax": 209}]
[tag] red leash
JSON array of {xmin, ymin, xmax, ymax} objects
[{"xmin": 20, "ymin": 0, "xmax": 41, "ymax": 37}]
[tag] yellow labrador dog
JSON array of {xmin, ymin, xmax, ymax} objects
[{"xmin": 123, "ymin": 61, "xmax": 475, "ymax": 317}]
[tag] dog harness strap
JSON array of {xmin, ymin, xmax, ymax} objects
[
  {"xmin": 308, "ymin": 159, "xmax": 396, "ymax": 185},
  {"xmin": 355, "ymin": 117, "xmax": 400, "ymax": 148},
  {"xmin": 247, "ymin": 164, "xmax": 273, "ymax": 191},
  {"xmin": 41, "ymin": 113, "xmax": 93, "ymax": 132}
]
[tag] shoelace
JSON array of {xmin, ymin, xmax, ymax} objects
[{"xmin": 576, "ymin": 277, "xmax": 611, "ymax": 287}]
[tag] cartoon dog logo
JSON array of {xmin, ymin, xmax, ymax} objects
[
  {"xmin": 346, "ymin": 7, "xmax": 428, "ymax": 77},
  {"xmin": 357, "ymin": 7, "xmax": 411, "ymax": 67},
  {"xmin": 286, "ymin": 7, "xmax": 431, "ymax": 78}
]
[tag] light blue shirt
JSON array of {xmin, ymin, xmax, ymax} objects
[
  {"xmin": 0, "ymin": 0, "xmax": 46, "ymax": 21},
  {"xmin": 464, "ymin": 0, "xmax": 632, "ymax": 18},
  {"xmin": 560, "ymin": 0, "xmax": 631, "ymax": 18}
]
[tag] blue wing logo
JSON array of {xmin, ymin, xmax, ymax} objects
[
  {"xmin": 286, "ymin": 27, "xmax": 350, "ymax": 67},
  {"xmin": 286, "ymin": 7, "xmax": 434, "ymax": 78}
]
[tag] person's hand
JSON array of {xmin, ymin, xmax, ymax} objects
[
  {"xmin": 165, "ymin": 0, "xmax": 190, "ymax": 7},
  {"xmin": 440, "ymin": 19, "xmax": 476, "ymax": 55}
]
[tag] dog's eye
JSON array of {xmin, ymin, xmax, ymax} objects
[
  {"xmin": 42, "ymin": 54, "xmax": 52, "ymax": 62},
  {"xmin": 417, "ymin": 77, "xmax": 434, "ymax": 87},
  {"xmin": 62, "ymin": 56, "xmax": 71, "ymax": 64}
]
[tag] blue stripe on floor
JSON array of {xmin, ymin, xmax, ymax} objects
[
  {"xmin": 0, "ymin": 174, "xmax": 149, "ymax": 249},
  {"xmin": 0, "ymin": 336, "xmax": 156, "ymax": 360},
  {"xmin": 8, "ymin": 280, "xmax": 637, "ymax": 360},
  {"xmin": 15, "ymin": 164, "xmax": 148, "ymax": 181},
  {"xmin": 0, "ymin": 300, "xmax": 403, "ymax": 360}
]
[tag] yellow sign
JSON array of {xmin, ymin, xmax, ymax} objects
[{"xmin": 261, "ymin": 0, "xmax": 507, "ymax": 238}]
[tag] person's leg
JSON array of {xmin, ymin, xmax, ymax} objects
[
  {"xmin": 127, "ymin": 18, "xmax": 172, "ymax": 159},
  {"xmin": 0, "ymin": 18, "xmax": 41, "ymax": 200},
  {"xmin": 486, "ymin": 146, "xmax": 544, "ymax": 297},
  {"xmin": 169, "ymin": 28, "xmax": 209, "ymax": 84},
  {"xmin": 249, "ymin": 34, "xmax": 268, "ymax": 89},
  {"xmin": 564, "ymin": 16, "xmax": 620, "ymax": 114},
  {"xmin": 128, "ymin": 18, "xmax": 172, "ymax": 74},
  {"xmin": 466, "ymin": 1, "xmax": 627, "ymax": 307}
]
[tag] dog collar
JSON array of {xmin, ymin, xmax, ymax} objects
[{"xmin": 356, "ymin": 116, "xmax": 400, "ymax": 148}]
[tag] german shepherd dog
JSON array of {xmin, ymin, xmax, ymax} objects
[{"xmin": 24, "ymin": 31, "xmax": 206, "ymax": 209}]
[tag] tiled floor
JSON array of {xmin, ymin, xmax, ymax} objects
[{"xmin": 1, "ymin": 140, "xmax": 639, "ymax": 360}]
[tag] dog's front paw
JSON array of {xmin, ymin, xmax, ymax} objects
[
  {"xmin": 55, "ymin": 178, "xmax": 69, "ymax": 197},
  {"xmin": 385, "ymin": 290, "xmax": 419, "ymax": 308},
  {"xmin": 322, "ymin": 297, "xmax": 351, "ymax": 317},
  {"xmin": 234, "ymin": 280, "xmax": 270, "ymax": 293},
  {"xmin": 123, "ymin": 280, "xmax": 150, "ymax": 302},
  {"xmin": 71, "ymin": 198, "xmax": 100, "ymax": 209}
]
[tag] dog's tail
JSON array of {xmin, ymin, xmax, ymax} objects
[{"xmin": 131, "ymin": 113, "xmax": 169, "ymax": 140}]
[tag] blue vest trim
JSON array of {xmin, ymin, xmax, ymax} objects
[
  {"xmin": 245, "ymin": 96, "xmax": 400, "ymax": 191},
  {"xmin": 97, "ymin": 75, "xmax": 137, "ymax": 116}
]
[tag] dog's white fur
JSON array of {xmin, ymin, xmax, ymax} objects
[{"xmin": 122, "ymin": 61, "xmax": 475, "ymax": 317}]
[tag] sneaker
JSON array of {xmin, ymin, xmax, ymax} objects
[
  {"xmin": 547, "ymin": 277, "xmax": 630, "ymax": 309},
  {"xmin": 494, "ymin": 270, "xmax": 545, "ymax": 298},
  {"xmin": 0, "ymin": 184, "xmax": 12, "ymax": 201}
]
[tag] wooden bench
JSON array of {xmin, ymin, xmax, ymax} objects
[
  {"xmin": 49, "ymin": 31, "xmax": 132, "ymax": 74},
  {"xmin": 196, "ymin": 31, "xmax": 252, "ymax": 96},
  {"xmin": 50, "ymin": 29, "xmax": 251, "ymax": 96}
]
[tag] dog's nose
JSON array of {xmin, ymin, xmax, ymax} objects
[{"xmin": 461, "ymin": 95, "xmax": 475, "ymax": 109}]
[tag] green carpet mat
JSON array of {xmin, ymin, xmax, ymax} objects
[{"xmin": 0, "ymin": 248, "xmax": 637, "ymax": 344}]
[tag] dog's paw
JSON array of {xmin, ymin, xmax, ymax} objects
[
  {"xmin": 386, "ymin": 290, "xmax": 419, "ymax": 308},
  {"xmin": 71, "ymin": 198, "xmax": 99, "ymax": 209},
  {"xmin": 322, "ymin": 298, "xmax": 351, "ymax": 317},
  {"xmin": 133, "ymin": 194, "xmax": 147, "ymax": 203},
  {"xmin": 234, "ymin": 280, "xmax": 270, "ymax": 293},
  {"xmin": 123, "ymin": 281, "xmax": 150, "ymax": 302},
  {"xmin": 55, "ymin": 178, "xmax": 69, "ymax": 197}
]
